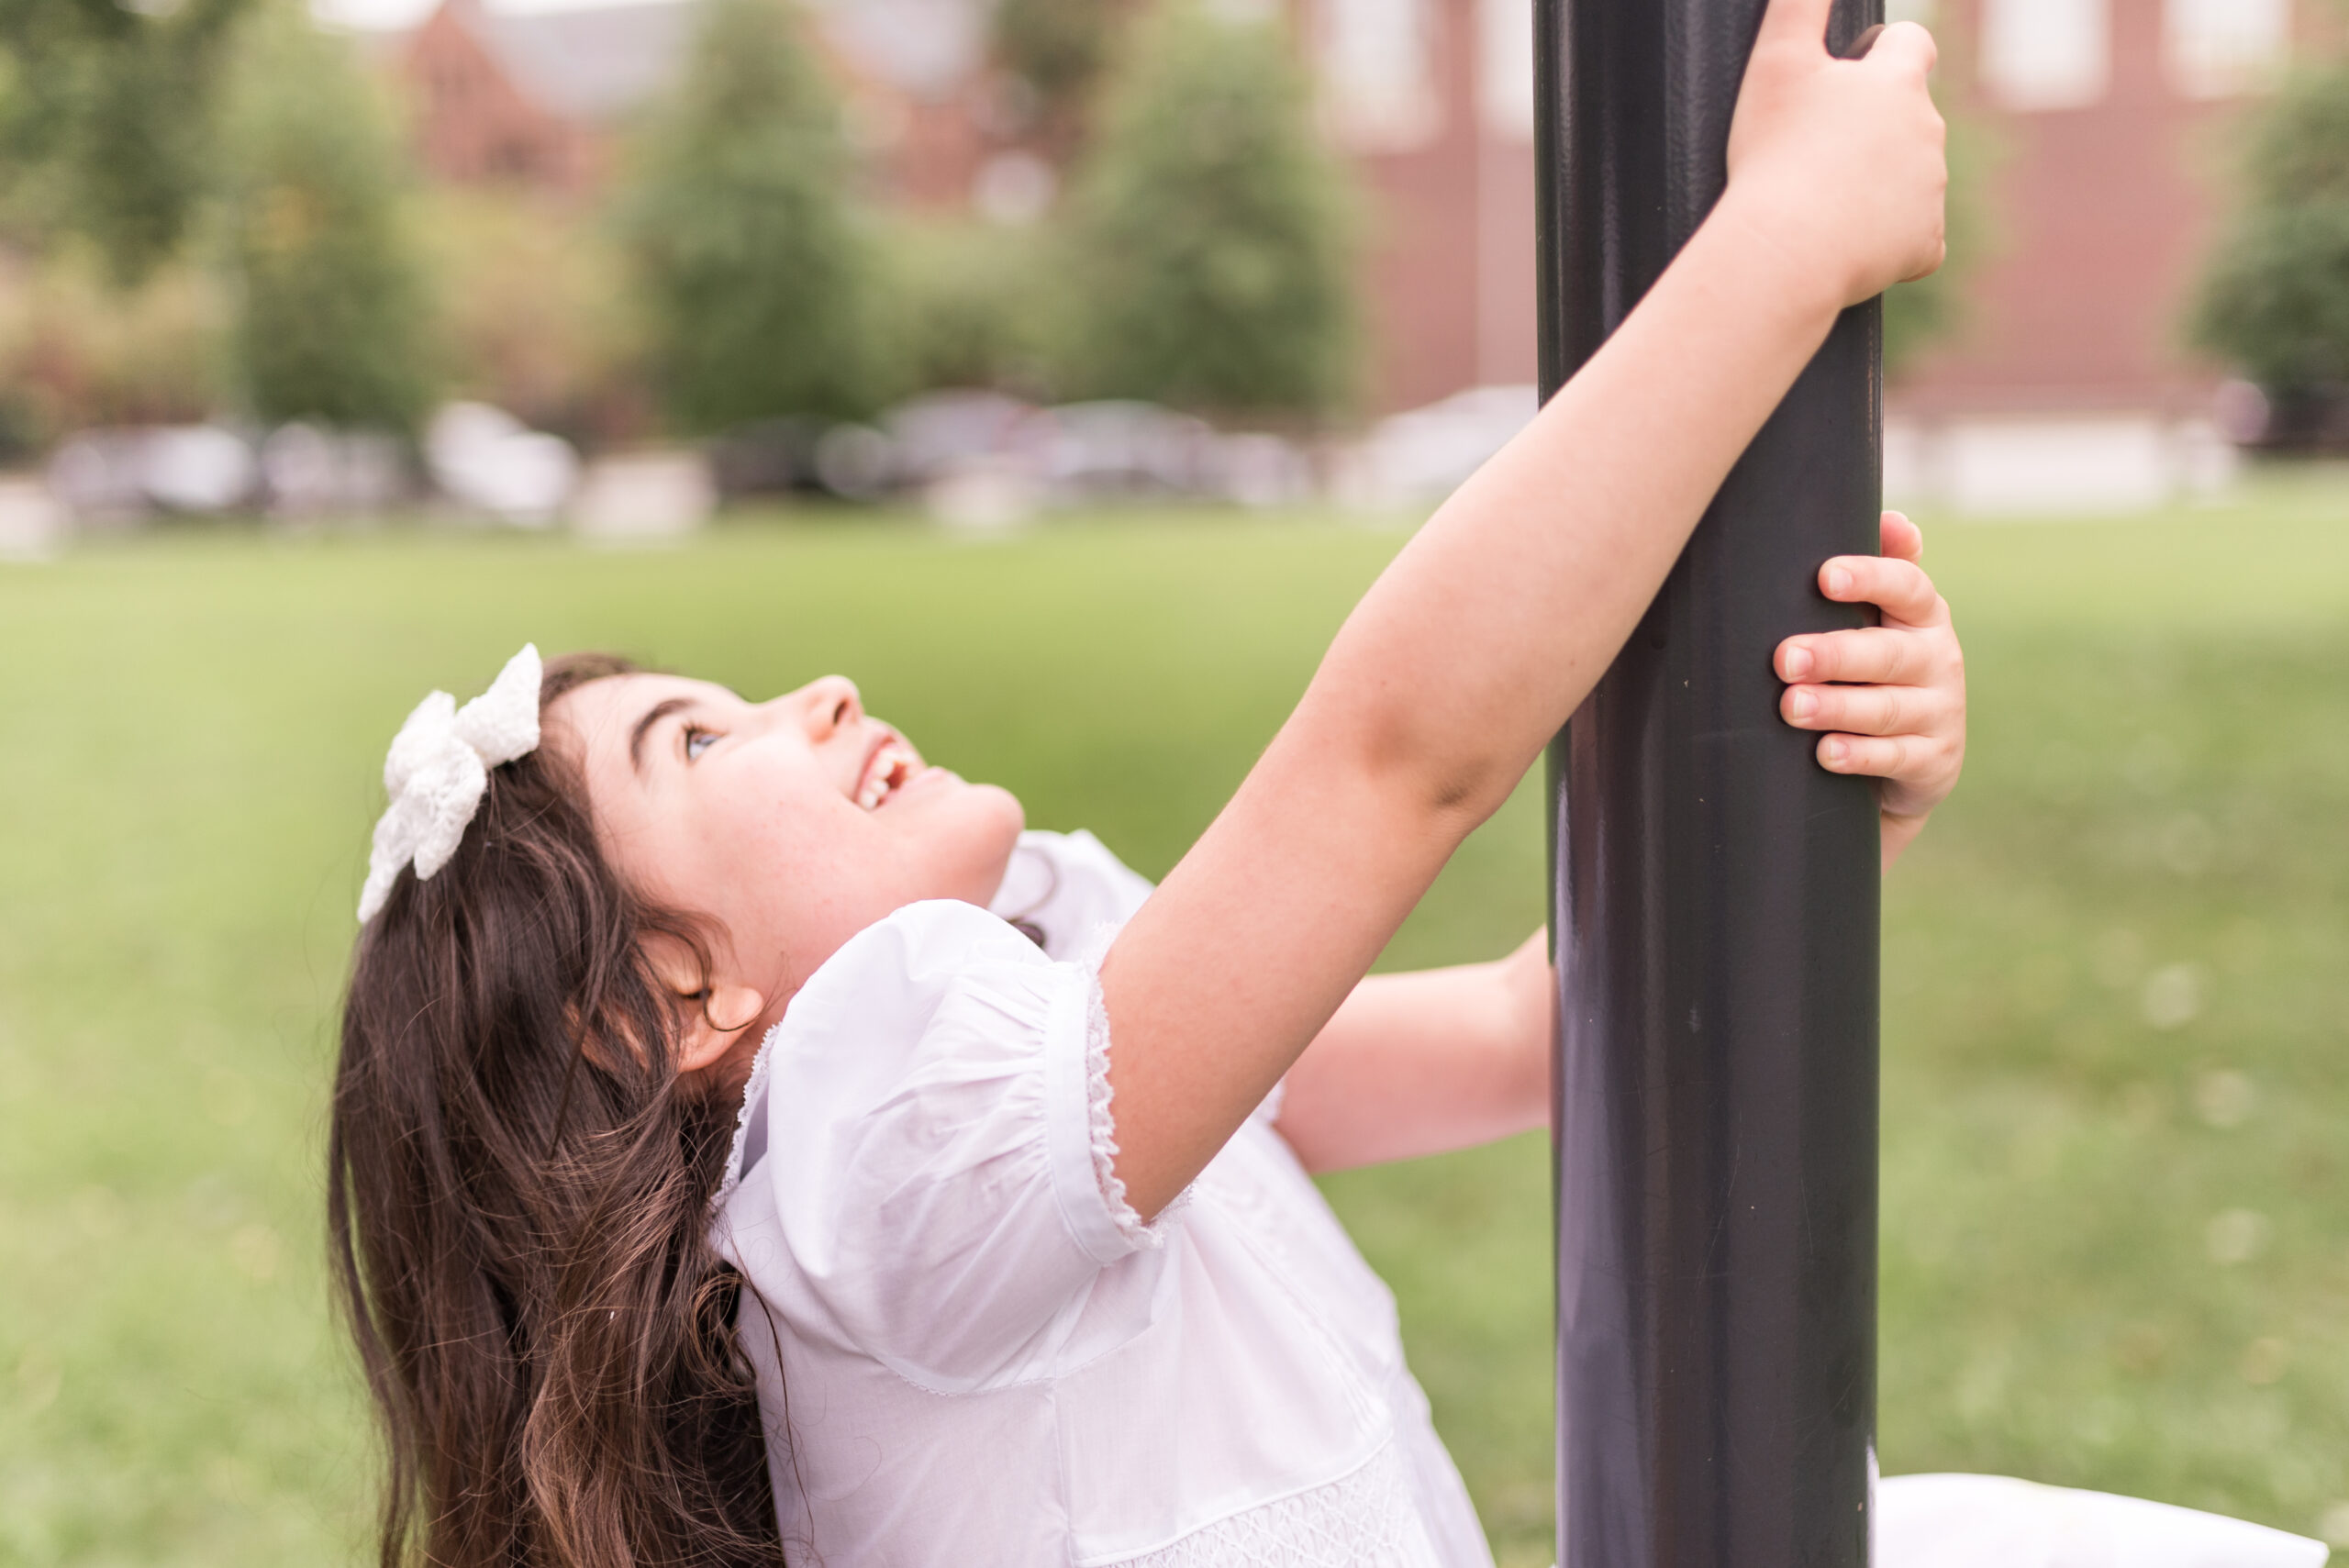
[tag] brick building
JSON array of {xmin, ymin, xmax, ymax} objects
[
  {"xmin": 1293, "ymin": 0, "xmax": 2306, "ymax": 491},
  {"xmin": 387, "ymin": 0, "xmax": 2305, "ymax": 468},
  {"xmin": 1302, "ymin": 0, "xmax": 1540, "ymax": 409},
  {"xmin": 385, "ymin": 0, "xmax": 1542, "ymax": 409},
  {"xmin": 1896, "ymin": 0, "xmax": 2296, "ymax": 418},
  {"xmin": 1876, "ymin": 0, "xmax": 2302, "ymax": 507},
  {"xmin": 398, "ymin": 0, "xmax": 696, "ymax": 191},
  {"xmin": 390, "ymin": 0, "xmax": 1001, "ymax": 203}
]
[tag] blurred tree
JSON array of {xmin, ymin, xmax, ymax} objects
[
  {"xmin": 1056, "ymin": 0, "xmax": 1358, "ymax": 422},
  {"xmin": 2193, "ymin": 58, "xmax": 2349, "ymax": 417},
  {"xmin": 621, "ymin": 0, "xmax": 884, "ymax": 432},
  {"xmin": 0, "ymin": 253, "xmax": 228, "ymax": 458},
  {"xmin": 423, "ymin": 189, "xmax": 649, "ymax": 447},
  {"xmin": 991, "ymin": 0, "xmax": 1115, "ymax": 128},
  {"xmin": 219, "ymin": 7, "xmax": 435, "ymax": 430},
  {"xmin": 881, "ymin": 215, "xmax": 1053, "ymax": 396},
  {"xmin": 0, "ymin": 0, "xmax": 250, "ymax": 282}
]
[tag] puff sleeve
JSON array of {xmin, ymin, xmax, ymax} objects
[{"xmin": 719, "ymin": 899, "xmax": 1174, "ymax": 1395}]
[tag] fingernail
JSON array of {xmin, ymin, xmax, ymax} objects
[
  {"xmin": 1825, "ymin": 566, "xmax": 1854, "ymax": 595},
  {"xmin": 1822, "ymin": 738, "xmax": 1848, "ymax": 767},
  {"xmin": 1788, "ymin": 689, "xmax": 1817, "ymax": 719},
  {"xmin": 1784, "ymin": 645, "xmax": 1813, "ymax": 679}
]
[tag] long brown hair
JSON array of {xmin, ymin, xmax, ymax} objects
[{"xmin": 328, "ymin": 652, "xmax": 782, "ymax": 1567}]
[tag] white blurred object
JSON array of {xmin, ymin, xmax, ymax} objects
[
  {"xmin": 427, "ymin": 402, "xmax": 578, "ymax": 527},
  {"xmin": 262, "ymin": 424, "xmax": 406, "ymax": 517},
  {"xmin": 973, "ymin": 151, "xmax": 1056, "ymax": 226},
  {"xmin": 1477, "ymin": 0, "xmax": 1534, "ymax": 140},
  {"xmin": 46, "ymin": 430, "xmax": 150, "ymax": 524},
  {"xmin": 1881, "ymin": 416, "xmax": 1934, "ymax": 511},
  {"xmin": 814, "ymin": 423, "xmax": 897, "ymax": 498},
  {"xmin": 1315, "ymin": 0, "xmax": 1442, "ymax": 152},
  {"xmin": 1878, "ymin": 1474, "xmax": 2329, "ymax": 1568},
  {"xmin": 926, "ymin": 457, "xmax": 1040, "ymax": 532},
  {"xmin": 0, "ymin": 477, "xmax": 68, "ymax": 561},
  {"xmin": 1943, "ymin": 416, "xmax": 2169, "ymax": 514},
  {"xmin": 569, "ymin": 451, "xmax": 714, "ymax": 543},
  {"xmin": 1980, "ymin": 0, "xmax": 2110, "ymax": 111},
  {"xmin": 2164, "ymin": 0, "xmax": 2290, "ymax": 99},
  {"xmin": 140, "ymin": 426, "xmax": 257, "ymax": 513},
  {"xmin": 1039, "ymin": 401, "xmax": 1219, "ymax": 498},
  {"xmin": 810, "ymin": 0, "xmax": 984, "ymax": 99},
  {"xmin": 1217, "ymin": 431, "xmax": 1316, "ymax": 508},
  {"xmin": 48, "ymin": 426, "xmax": 260, "ymax": 521},
  {"xmin": 2170, "ymin": 417, "xmax": 2239, "ymax": 496},
  {"xmin": 1881, "ymin": 413, "xmax": 2240, "ymax": 517},
  {"xmin": 885, "ymin": 391, "xmax": 1042, "ymax": 489},
  {"xmin": 1344, "ymin": 383, "xmax": 1537, "ymax": 506},
  {"xmin": 2213, "ymin": 380, "xmax": 2273, "ymax": 446}
]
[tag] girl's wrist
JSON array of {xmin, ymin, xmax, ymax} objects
[{"xmin": 1700, "ymin": 183, "xmax": 1859, "ymax": 334}]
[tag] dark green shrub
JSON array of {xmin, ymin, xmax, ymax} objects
[
  {"xmin": 2195, "ymin": 60, "xmax": 2349, "ymax": 395},
  {"xmin": 880, "ymin": 216, "xmax": 1057, "ymax": 398},
  {"xmin": 0, "ymin": 0, "xmax": 250, "ymax": 284},
  {"xmin": 992, "ymin": 0, "xmax": 1115, "ymax": 124},
  {"xmin": 423, "ymin": 190, "xmax": 648, "ymax": 448},
  {"xmin": 620, "ymin": 0, "xmax": 885, "ymax": 433},
  {"xmin": 1054, "ymin": 0, "xmax": 1359, "ymax": 423},
  {"xmin": 220, "ymin": 6, "xmax": 435, "ymax": 431}
]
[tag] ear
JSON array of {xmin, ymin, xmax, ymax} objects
[{"xmin": 642, "ymin": 932, "xmax": 765, "ymax": 1076}]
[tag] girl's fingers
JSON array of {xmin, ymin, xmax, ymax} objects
[
  {"xmin": 1879, "ymin": 511, "xmax": 1923, "ymax": 562},
  {"xmin": 1776, "ymin": 623, "xmax": 1948, "ymax": 684},
  {"xmin": 1754, "ymin": 0, "xmax": 1836, "ymax": 54},
  {"xmin": 1816, "ymin": 730, "xmax": 1954, "ymax": 782},
  {"xmin": 1816, "ymin": 553, "xmax": 1944, "ymax": 624},
  {"xmin": 1869, "ymin": 18, "xmax": 1939, "ymax": 80},
  {"xmin": 1781, "ymin": 680, "xmax": 1950, "ymax": 736}
]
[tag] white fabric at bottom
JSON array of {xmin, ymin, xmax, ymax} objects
[
  {"xmin": 1108, "ymin": 1441, "xmax": 1437, "ymax": 1568},
  {"xmin": 1877, "ymin": 1474, "xmax": 2330, "ymax": 1568}
]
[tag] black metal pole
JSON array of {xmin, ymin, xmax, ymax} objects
[{"xmin": 1538, "ymin": 2, "xmax": 1886, "ymax": 1565}]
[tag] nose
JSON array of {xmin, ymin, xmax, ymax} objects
[{"xmin": 798, "ymin": 675, "xmax": 863, "ymax": 740}]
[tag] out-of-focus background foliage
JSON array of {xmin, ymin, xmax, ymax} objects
[{"xmin": 3, "ymin": 0, "xmax": 2347, "ymax": 1562}]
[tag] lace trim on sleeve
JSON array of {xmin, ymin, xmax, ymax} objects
[{"xmin": 1083, "ymin": 963, "xmax": 1191, "ymax": 1248}]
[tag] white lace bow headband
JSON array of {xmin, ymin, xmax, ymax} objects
[{"xmin": 357, "ymin": 645, "xmax": 543, "ymax": 922}]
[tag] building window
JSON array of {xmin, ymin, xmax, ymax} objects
[
  {"xmin": 1980, "ymin": 0, "xmax": 2110, "ymax": 112},
  {"xmin": 2164, "ymin": 0, "xmax": 2290, "ymax": 99},
  {"xmin": 1478, "ymin": 0, "xmax": 1533, "ymax": 141},
  {"xmin": 1318, "ymin": 0, "xmax": 1442, "ymax": 153}
]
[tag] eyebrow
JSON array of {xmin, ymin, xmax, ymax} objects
[{"xmin": 629, "ymin": 697, "xmax": 693, "ymax": 774}]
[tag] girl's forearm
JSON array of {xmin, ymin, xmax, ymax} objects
[
  {"xmin": 1103, "ymin": 9, "xmax": 1944, "ymax": 1218},
  {"xmin": 1294, "ymin": 191, "xmax": 1846, "ymax": 831},
  {"xmin": 1275, "ymin": 935, "xmax": 1552, "ymax": 1173},
  {"xmin": 1103, "ymin": 200, "xmax": 1850, "ymax": 1220}
]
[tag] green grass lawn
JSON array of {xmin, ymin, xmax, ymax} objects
[{"xmin": 2, "ymin": 479, "xmax": 2344, "ymax": 1565}]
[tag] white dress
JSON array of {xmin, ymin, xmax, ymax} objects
[{"xmin": 711, "ymin": 830, "xmax": 1495, "ymax": 1568}]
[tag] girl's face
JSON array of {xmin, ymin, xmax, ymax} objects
[{"xmin": 551, "ymin": 672, "xmax": 1025, "ymax": 1047}]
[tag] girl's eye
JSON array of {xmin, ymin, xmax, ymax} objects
[{"xmin": 685, "ymin": 728, "xmax": 719, "ymax": 762}]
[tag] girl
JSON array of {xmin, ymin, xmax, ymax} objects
[{"xmin": 329, "ymin": 2, "xmax": 1955, "ymax": 1563}]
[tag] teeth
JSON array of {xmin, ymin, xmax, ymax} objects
[{"xmin": 859, "ymin": 744, "xmax": 912, "ymax": 809}]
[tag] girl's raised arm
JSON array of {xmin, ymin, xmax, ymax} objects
[{"xmin": 1100, "ymin": 0, "xmax": 1945, "ymax": 1219}]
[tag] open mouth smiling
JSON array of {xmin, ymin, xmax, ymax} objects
[{"xmin": 854, "ymin": 732, "xmax": 921, "ymax": 810}]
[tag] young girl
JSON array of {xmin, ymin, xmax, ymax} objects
[{"xmin": 329, "ymin": 3, "xmax": 1956, "ymax": 1563}]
